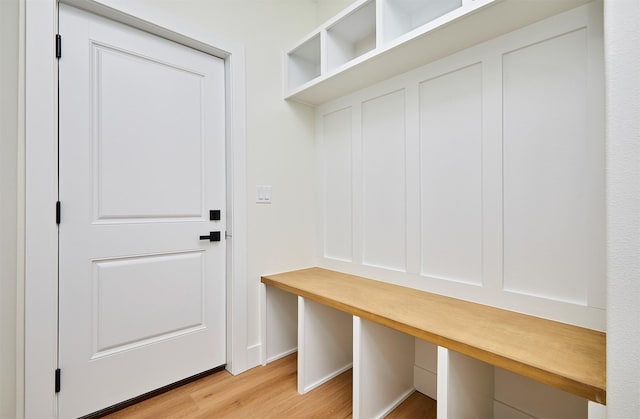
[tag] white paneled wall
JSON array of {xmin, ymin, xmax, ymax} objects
[
  {"xmin": 322, "ymin": 108, "xmax": 353, "ymax": 262},
  {"xmin": 502, "ymin": 27, "xmax": 600, "ymax": 306},
  {"xmin": 317, "ymin": 2, "xmax": 604, "ymax": 330},
  {"xmin": 361, "ymin": 90, "xmax": 407, "ymax": 271},
  {"xmin": 316, "ymin": 3, "xmax": 603, "ymax": 417},
  {"xmin": 419, "ymin": 64, "xmax": 483, "ymax": 286}
]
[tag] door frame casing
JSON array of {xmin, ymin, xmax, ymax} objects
[{"xmin": 24, "ymin": 1, "xmax": 248, "ymax": 417}]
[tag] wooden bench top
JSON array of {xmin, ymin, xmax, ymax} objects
[{"xmin": 261, "ymin": 267, "xmax": 606, "ymax": 404}]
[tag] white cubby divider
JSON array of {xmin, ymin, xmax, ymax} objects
[
  {"xmin": 284, "ymin": 0, "xmax": 591, "ymax": 104},
  {"xmin": 437, "ymin": 346, "xmax": 494, "ymax": 418},
  {"xmin": 297, "ymin": 296, "xmax": 352, "ymax": 394},
  {"xmin": 353, "ymin": 317, "xmax": 414, "ymax": 419}
]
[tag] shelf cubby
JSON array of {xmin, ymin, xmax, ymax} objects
[
  {"xmin": 283, "ymin": 0, "xmax": 592, "ymax": 105},
  {"xmin": 437, "ymin": 347, "xmax": 494, "ymax": 418},
  {"xmin": 286, "ymin": 34, "xmax": 321, "ymax": 91},
  {"xmin": 297, "ymin": 296, "xmax": 353, "ymax": 394},
  {"xmin": 326, "ymin": 0, "xmax": 377, "ymax": 73},
  {"xmin": 381, "ymin": 0, "xmax": 462, "ymax": 43},
  {"xmin": 353, "ymin": 317, "xmax": 415, "ymax": 418}
]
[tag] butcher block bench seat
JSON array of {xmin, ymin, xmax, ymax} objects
[{"xmin": 261, "ymin": 267, "xmax": 606, "ymax": 405}]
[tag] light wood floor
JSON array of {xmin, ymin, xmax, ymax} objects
[{"xmin": 105, "ymin": 353, "xmax": 436, "ymax": 418}]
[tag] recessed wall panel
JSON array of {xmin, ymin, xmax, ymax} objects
[
  {"xmin": 94, "ymin": 251, "xmax": 204, "ymax": 355},
  {"xmin": 502, "ymin": 29, "xmax": 601, "ymax": 305},
  {"xmin": 419, "ymin": 64, "xmax": 483, "ymax": 285},
  {"xmin": 95, "ymin": 45, "xmax": 204, "ymax": 220},
  {"xmin": 323, "ymin": 108, "xmax": 353, "ymax": 261},
  {"xmin": 362, "ymin": 90, "xmax": 406, "ymax": 271}
]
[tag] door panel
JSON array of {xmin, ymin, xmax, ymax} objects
[
  {"xmin": 95, "ymin": 43, "xmax": 205, "ymax": 220},
  {"xmin": 93, "ymin": 251, "xmax": 205, "ymax": 356},
  {"xmin": 58, "ymin": 5, "xmax": 226, "ymax": 418}
]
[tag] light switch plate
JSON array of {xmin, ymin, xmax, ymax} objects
[{"xmin": 256, "ymin": 185, "xmax": 272, "ymax": 204}]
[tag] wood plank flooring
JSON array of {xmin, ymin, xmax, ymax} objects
[{"xmin": 104, "ymin": 353, "xmax": 436, "ymax": 418}]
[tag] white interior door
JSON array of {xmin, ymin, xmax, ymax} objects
[{"xmin": 58, "ymin": 5, "xmax": 226, "ymax": 418}]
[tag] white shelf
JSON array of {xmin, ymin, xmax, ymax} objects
[{"xmin": 284, "ymin": 0, "xmax": 592, "ymax": 105}]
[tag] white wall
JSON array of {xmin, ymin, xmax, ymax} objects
[
  {"xmin": 0, "ymin": 0, "xmax": 20, "ymax": 417},
  {"xmin": 605, "ymin": 0, "xmax": 640, "ymax": 416},
  {"xmin": 316, "ymin": 0, "xmax": 357, "ymax": 22}
]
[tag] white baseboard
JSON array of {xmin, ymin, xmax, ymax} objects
[
  {"xmin": 302, "ymin": 363, "xmax": 352, "ymax": 394},
  {"xmin": 267, "ymin": 347, "xmax": 298, "ymax": 364},
  {"xmin": 376, "ymin": 387, "xmax": 415, "ymax": 419}
]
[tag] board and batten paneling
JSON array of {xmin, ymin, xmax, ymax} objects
[
  {"xmin": 316, "ymin": 1, "xmax": 604, "ymax": 332},
  {"xmin": 419, "ymin": 63, "xmax": 483, "ymax": 286},
  {"xmin": 322, "ymin": 108, "xmax": 353, "ymax": 262},
  {"xmin": 361, "ymin": 90, "xmax": 407, "ymax": 272},
  {"xmin": 502, "ymin": 27, "xmax": 603, "ymax": 306}
]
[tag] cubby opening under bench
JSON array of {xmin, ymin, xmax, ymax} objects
[{"xmin": 261, "ymin": 267, "xmax": 606, "ymax": 419}]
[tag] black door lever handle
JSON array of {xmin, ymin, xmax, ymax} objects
[{"xmin": 200, "ymin": 231, "xmax": 221, "ymax": 242}]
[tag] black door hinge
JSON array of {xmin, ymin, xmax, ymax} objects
[
  {"xmin": 56, "ymin": 201, "xmax": 61, "ymax": 225},
  {"xmin": 55, "ymin": 368, "xmax": 61, "ymax": 393},
  {"xmin": 55, "ymin": 34, "xmax": 61, "ymax": 59}
]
